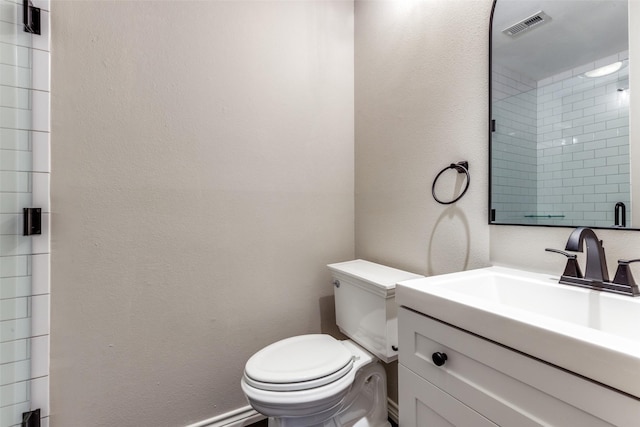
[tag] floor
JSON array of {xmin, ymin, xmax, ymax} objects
[{"xmin": 249, "ymin": 418, "xmax": 398, "ymax": 426}]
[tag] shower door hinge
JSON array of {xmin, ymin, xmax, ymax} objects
[
  {"xmin": 23, "ymin": 208, "xmax": 42, "ymax": 236},
  {"xmin": 491, "ymin": 119, "xmax": 496, "ymax": 132},
  {"xmin": 23, "ymin": 0, "xmax": 41, "ymax": 35},
  {"xmin": 22, "ymin": 409, "xmax": 41, "ymax": 427}
]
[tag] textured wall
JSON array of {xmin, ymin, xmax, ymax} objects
[
  {"xmin": 48, "ymin": 0, "xmax": 640, "ymax": 424},
  {"xmin": 354, "ymin": 0, "xmax": 492, "ymax": 278},
  {"xmin": 50, "ymin": 1, "xmax": 354, "ymax": 425},
  {"xmin": 354, "ymin": 0, "xmax": 493, "ymax": 402}
]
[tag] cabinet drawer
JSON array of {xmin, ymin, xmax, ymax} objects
[
  {"xmin": 399, "ymin": 364, "xmax": 497, "ymax": 427},
  {"xmin": 399, "ymin": 307, "xmax": 640, "ymax": 426}
]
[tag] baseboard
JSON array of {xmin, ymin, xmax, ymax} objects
[
  {"xmin": 186, "ymin": 399, "xmax": 399, "ymax": 427},
  {"xmin": 387, "ymin": 398, "xmax": 399, "ymax": 424},
  {"xmin": 184, "ymin": 406, "xmax": 265, "ymax": 427}
]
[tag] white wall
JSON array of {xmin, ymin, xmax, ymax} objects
[
  {"xmin": 354, "ymin": 0, "xmax": 493, "ymax": 402},
  {"xmin": 50, "ymin": 1, "xmax": 354, "ymax": 425},
  {"xmin": 354, "ymin": 0, "xmax": 491, "ymax": 290}
]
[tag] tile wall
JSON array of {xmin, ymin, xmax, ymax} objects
[
  {"xmin": 536, "ymin": 52, "xmax": 629, "ymax": 227},
  {"xmin": 491, "ymin": 64, "xmax": 538, "ymax": 224},
  {"xmin": 492, "ymin": 51, "xmax": 630, "ymax": 227},
  {"xmin": 0, "ymin": 0, "xmax": 50, "ymax": 426}
]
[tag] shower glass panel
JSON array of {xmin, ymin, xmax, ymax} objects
[{"xmin": 0, "ymin": 0, "xmax": 36, "ymax": 426}]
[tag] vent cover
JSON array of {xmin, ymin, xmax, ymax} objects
[{"xmin": 502, "ymin": 11, "xmax": 551, "ymax": 37}]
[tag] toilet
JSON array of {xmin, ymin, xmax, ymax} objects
[{"xmin": 241, "ymin": 260, "xmax": 423, "ymax": 427}]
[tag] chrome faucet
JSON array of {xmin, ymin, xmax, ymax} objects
[{"xmin": 564, "ymin": 227, "xmax": 609, "ymax": 283}]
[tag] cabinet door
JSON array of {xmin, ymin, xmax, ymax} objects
[
  {"xmin": 399, "ymin": 365, "xmax": 497, "ymax": 427},
  {"xmin": 398, "ymin": 307, "xmax": 640, "ymax": 426}
]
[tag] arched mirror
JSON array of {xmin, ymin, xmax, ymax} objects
[{"xmin": 489, "ymin": 0, "xmax": 631, "ymax": 228}]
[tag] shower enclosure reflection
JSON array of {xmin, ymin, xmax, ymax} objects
[{"xmin": 490, "ymin": 0, "xmax": 631, "ymax": 228}]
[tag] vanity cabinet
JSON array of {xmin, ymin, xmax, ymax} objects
[{"xmin": 398, "ymin": 307, "xmax": 640, "ymax": 427}]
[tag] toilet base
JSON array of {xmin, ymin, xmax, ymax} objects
[{"xmin": 266, "ymin": 361, "xmax": 390, "ymax": 427}]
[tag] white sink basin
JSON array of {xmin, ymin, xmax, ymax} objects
[{"xmin": 396, "ymin": 266, "xmax": 640, "ymax": 398}]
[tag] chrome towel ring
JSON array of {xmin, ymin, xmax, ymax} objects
[{"xmin": 432, "ymin": 161, "xmax": 470, "ymax": 205}]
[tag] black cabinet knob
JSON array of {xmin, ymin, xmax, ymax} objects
[{"xmin": 432, "ymin": 352, "xmax": 448, "ymax": 366}]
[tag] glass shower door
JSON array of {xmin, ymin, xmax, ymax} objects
[{"xmin": 0, "ymin": 0, "xmax": 39, "ymax": 426}]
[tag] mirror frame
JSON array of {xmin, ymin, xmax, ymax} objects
[{"xmin": 488, "ymin": 0, "xmax": 635, "ymax": 230}]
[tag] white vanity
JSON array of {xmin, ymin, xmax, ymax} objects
[{"xmin": 396, "ymin": 267, "xmax": 640, "ymax": 426}]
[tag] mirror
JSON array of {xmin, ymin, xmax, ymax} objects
[{"xmin": 490, "ymin": 0, "xmax": 631, "ymax": 228}]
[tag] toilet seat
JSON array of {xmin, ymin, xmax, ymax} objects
[{"xmin": 244, "ymin": 335, "xmax": 354, "ymax": 392}]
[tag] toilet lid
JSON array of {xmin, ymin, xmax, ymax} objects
[{"xmin": 244, "ymin": 335, "xmax": 354, "ymax": 391}]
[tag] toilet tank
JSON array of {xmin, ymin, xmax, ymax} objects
[{"xmin": 327, "ymin": 260, "xmax": 423, "ymax": 363}]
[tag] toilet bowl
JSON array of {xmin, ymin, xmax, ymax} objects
[
  {"xmin": 241, "ymin": 260, "xmax": 423, "ymax": 427},
  {"xmin": 241, "ymin": 337, "xmax": 387, "ymax": 427}
]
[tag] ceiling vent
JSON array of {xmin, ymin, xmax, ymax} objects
[{"xmin": 502, "ymin": 11, "xmax": 551, "ymax": 37}]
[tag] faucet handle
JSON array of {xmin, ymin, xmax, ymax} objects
[
  {"xmin": 613, "ymin": 259, "xmax": 640, "ymax": 289},
  {"xmin": 545, "ymin": 248, "xmax": 583, "ymax": 279}
]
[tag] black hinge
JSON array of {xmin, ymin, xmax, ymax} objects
[
  {"xmin": 23, "ymin": 0, "xmax": 41, "ymax": 35},
  {"xmin": 22, "ymin": 409, "xmax": 41, "ymax": 427},
  {"xmin": 23, "ymin": 208, "xmax": 42, "ymax": 236},
  {"xmin": 491, "ymin": 119, "xmax": 496, "ymax": 132},
  {"xmin": 490, "ymin": 209, "xmax": 496, "ymax": 222}
]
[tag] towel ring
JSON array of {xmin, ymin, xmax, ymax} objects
[{"xmin": 432, "ymin": 161, "xmax": 470, "ymax": 205}]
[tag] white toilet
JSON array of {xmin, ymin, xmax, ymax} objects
[{"xmin": 241, "ymin": 260, "xmax": 423, "ymax": 427}]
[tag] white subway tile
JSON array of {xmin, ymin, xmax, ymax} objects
[
  {"xmin": 0, "ymin": 128, "xmax": 29, "ymax": 150},
  {"xmin": 30, "ymin": 335, "xmax": 49, "ymax": 378},
  {"xmin": 0, "ymin": 170, "xmax": 29, "ymax": 192},
  {"xmin": 30, "ymin": 375, "xmax": 49, "ymax": 416},
  {"xmin": 0, "ymin": 297, "xmax": 28, "ymax": 322},
  {"xmin": 0, "ymin": 105, "xmax": 31, "ymax": 129},
  {"xmin": 31, "ymin": 254, "xmax": 49, "ymax": 295},
  {"xmin": 32, "ymin": 50, "xmax": 50, "ymax": 92},
  {"xmin": 0, "ymin": 235, "xmax": 32, "ymax": 257},
  {"xmin": 584, "ymin": 175, "xmax": 607, "ymax": 186},
  {"xmin": 0, "ymin": 86, "xmax": 30, "ymax": 109},
  {"xmin": 0, "ymin": 149, "xmax": 32, "ymax": 171},
  {"xmin": 563, "ymin": 93, "xmax": 583, "ymax": 105},
  {"xmin": 573, "ymin": 98, "xmax": 594, "ymax": 110},
  {"xmin": 583, "ymin": 104, "xmax": 607, "ymax": 117},
  {"xmin": 0, "ymin": 255, "xmax": 28, "ymax": 279},
  {"xmin": 606, "ymin": 117, "xmax": 628, "ymax": 129},
  {"xmin": 30, "ymin": 294, "xmax": 49, "ymax": 336},
  {"xmin": 606, "ymin": 155, "xmax": 627, "ymax": 166},
  {"xmin": 594, "ymin": 128, "xmax": 620, "ymax": 140},
  {"xmin": 0, "ymin": 381, "xmax": 28, "ymax": 410},
  {"xmin": 31, "ymin": 90, "xmax": 49, "ymax": 132},
  {"xmin": 0, "ymin": 359, "xmax": 30, "ymax": 386},
  {"xmin": 32, "ymin": 131, "xmax": 49, "ymax": 173},
  {"xmin": 0, "ymin": 317, "xmax": 30, "ymax": 342},
  {"xmin": 0, "ymin": 276, "xmax": 30, "ymax": 299},
  {"xmin": 0, "ymin": 193, "xmax": 31, "ymax": 215},
  {"xmin": 573, "ymin": 116, "xmax": 594, "ymax": 127},
  {"xmin": 32, "ymin": 172, "xmax": 49, "ymax": 212},
  {"xmin": 594, "ymin": 165, "xmax": 619, "ymax": 176}
]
